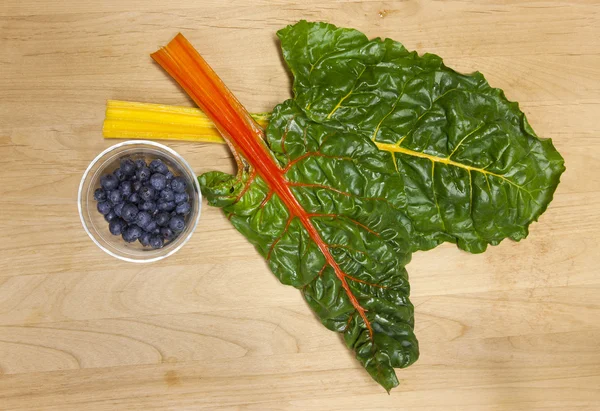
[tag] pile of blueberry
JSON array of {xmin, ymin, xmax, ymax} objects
[{"xmin": 94, "ymin": 157, "xmax": 191, "ymax": 249}]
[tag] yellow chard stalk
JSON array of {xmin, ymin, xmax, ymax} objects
[{"xmin": 103, "ymin": 100, "xmax": 270, "ymax": 144}]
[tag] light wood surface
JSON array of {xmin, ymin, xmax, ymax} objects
[{"xmin": 1, "ymin": 1, "xmax": 599, "ymax": 410}]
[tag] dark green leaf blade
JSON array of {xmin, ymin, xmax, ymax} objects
[
  {"xmin": 201, "ymin": 101, "xmax": 419, "ymax": 391},
  {"xmin": 278, "ymin": 20, "xmax": 566, "ymax": 253}
]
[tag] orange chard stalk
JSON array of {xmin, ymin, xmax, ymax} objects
[{"xmin": 150, "ymin": 34, "xmax": 374, "ymax": 338}]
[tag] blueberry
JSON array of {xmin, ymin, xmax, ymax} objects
[
  {"xmin": 94, "ymin": 188, "xmax": 107, "ymax": 202},
  {"xmin": 150, "ymin": 173, "xmax": 167, "ymax": 191},
  {"xmin": 174, "ymin": 192, "xmax": 188, "ymax": 204},
  {"xmin": 135, "ymin": 211, "xmax": 152, "ymax": 228},
  {"xmin": 156, "ymin": 212, "xmax": 171, "ymax": 227},
  {"xmin": 120, "ymin": 158, "xmax": 136, "ymax": 176},
  {"xmin": 132, "ymin": 180, "xmax": 142, "ymax": 193},
  {"xmin": 100, "ymin": 174, "xmax": 119, "ymax": 191},
  {"xmin": 150, "ymin": 159, "xmax": 169, "ymax": 174},
  {"xmin": 108, "ymin": 189, "xmax": 122, "ymax": 205},
  {"xmin": 169, "ymin": 215, "xmax": 185, "ymax": 232},
  {"xmin": 160, "ymin": 227, "xmax": 175, "ymax": 240},
  {"xmin": 175, "ymin": 202, "xmax": 191, "ymax": 216},
  {"xmin": 170, "ymin": 177, "xmax": 187, "ymax": 193},
  {"xmin": 128, "ymin": 193, "xmax": 140, "ymax": 204},
  {"xmin": 113, "ymin": 168, "xmax": 127, "ymax": 182},
  {"xmin": 139, "ymin": 186, "xmax": 155, "ymax": 202},
  {"xmin": 159, "ymin": 188, "xmax": 175, "ymax": 202},
  {"xmin": 114, "ymin": 202, "xmax": 125, "ymax": 217},
  {"xmin": 109, "ymin": 218, "xmax": 126, "ymax": 236},
  {"xmin": 145, "ymin": 220, "xmax": 158, "ymax": 233},
  {"xmin": 97, "ymin": 201, "xmax": 112, "ymax": 215},
  {"xmin": 157, "ymin": 200, "xmax": 176, "ymax": 212},
  {"xmin": 121, "ymin": 203, "xmax": 139, "ymax": 222},
  {"xmin": 149, "ymin": 235, "xmax": 164, "ymax": 249},
  {"xmin": 119, "ymin": 181, "xmax": 132, "ymax": 197},
  {"xmin": 165, "ymin": 171, "xmax": 174, "ymax": 181},
  {"xmin": 136, "ymin": 166, "xmax": 151, "ymax": 181},
  {"xmin": 122, "ymin": 225, "xmax": 142, "ymax": 243},
  {"xmin": 139, "ymin": 231, "xmax": 152, "ymax": 247},
  {"xmin": 104, "ymin": 210, "xmax": 117, "ymax": 223},
  {"xmin": 135, "ymin": 159, "xmax": 147, "ymax": 170},
  {"xmin": 139, "ymin": 201, "xmax": 156, "ymax": 214},
  {"xmin": 132, "ymin": 224, "xmax": 143, "ymax": 237}
]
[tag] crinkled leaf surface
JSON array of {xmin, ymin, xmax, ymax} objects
[
  {"xmin": 278, "ymin": 21, "xmax": 565, "ymax": 253},
  {"xmin": 201, "ymin": 101, "xmax": 419, "ymax": 391},
  {"xmin": 191, "ymin": 21, "xmax": 565, "ymax": 392}
]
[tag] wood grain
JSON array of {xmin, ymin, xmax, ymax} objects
[{"xmin": 1, "ymin": 0, "xmax": 599, "ymax": 410}]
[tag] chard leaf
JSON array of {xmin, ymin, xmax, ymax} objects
[
  {"xmin": 278, "ymin": 21, "xmax": 566, "ymax": 253},
  {"xmin": 152, "ymin": 34, "xmax": 419, "ymax": 391},
  {"xmin": 152, "ymin": 23, "xmax": 566, "ymax": 392},
  {"xmin": 201, "ymin": 101, "xmax": 418, "ymax": 391}
]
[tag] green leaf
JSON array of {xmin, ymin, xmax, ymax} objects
[
  {"xmin": 201, "ymin": 100, "xmax": 419, "ymax": 392},
  {"xmin": 278, "ymin": 21, "xmax": 565, "ymax": 253},
  {"xmin": 192, "ymin": 21, "xmax": 565, "ymax": 391}
]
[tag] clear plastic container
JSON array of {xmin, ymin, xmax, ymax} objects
[{"xmin": 78, "ymin": 141, "xmax": 201, "ymax": 263}]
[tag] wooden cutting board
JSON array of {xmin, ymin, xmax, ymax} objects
[{"xmin": 1, "ymin": 1, "xmax": 599, "ymax": 409}]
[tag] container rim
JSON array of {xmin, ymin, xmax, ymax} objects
[{"xmin": 78, "ymin": 140, "xmax": 201, "ymax": 263}]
